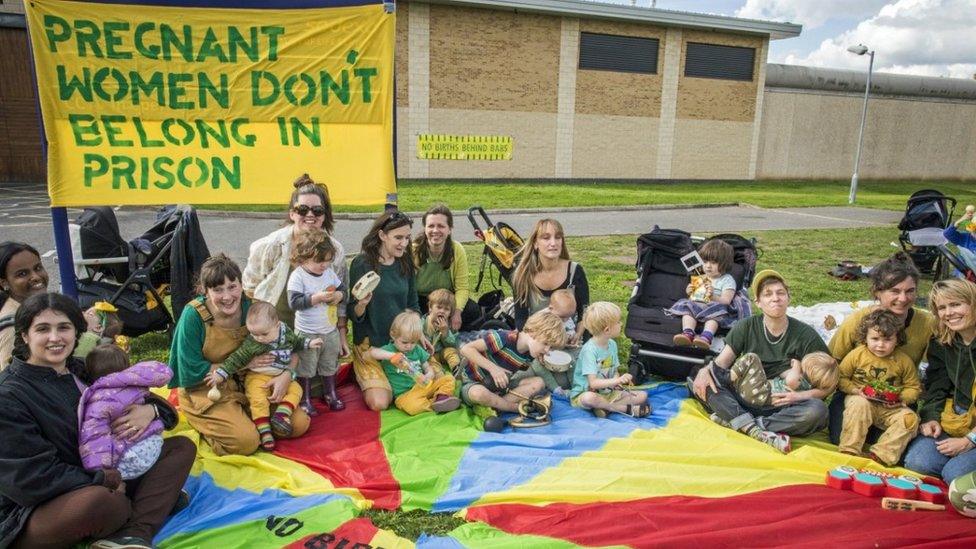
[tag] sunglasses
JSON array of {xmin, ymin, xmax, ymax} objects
[
  {"xmin": 293, "ymin": 205, "xmax": 326, "ymax": 217},
  {"xmin": 382, "ymin": 210, "xmax": 413, "ymax": 230}
]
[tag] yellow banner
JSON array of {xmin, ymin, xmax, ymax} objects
[
  {"xmin": 417, "ymin": 134, "xmax": 513, "ymax": 160},
  {"xmin": 25, "ymin": 0, "xmax": 395, "ymax": 206}
]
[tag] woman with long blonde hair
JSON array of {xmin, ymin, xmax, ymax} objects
[
  {"xmin": 904, "ymin": 278, "xmax": 976, "ymax": 483},
  {"xmin": 511, "ymin": 219, "xmax": 588, "ymax": 343}
]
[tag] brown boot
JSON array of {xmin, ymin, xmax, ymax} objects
[{"xmin": 322, "ymin": 375, "xmax": 345, "ymax": 411}]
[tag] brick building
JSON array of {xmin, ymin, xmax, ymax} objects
[{"xmin": 396, "ymin": 0, "xmax": 799, "ymax": 180}]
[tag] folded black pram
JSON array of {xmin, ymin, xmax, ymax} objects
[
  {"xmin": 625, "ymin": 227, "xmax": 757, "ymax": 382},
  {"xmin": 70, "ymin": 205, "xmax": 210, "ymax": 337},
  {"xmin": 897, "ymin": 189, "xmax": 957, "ymax": 278}
]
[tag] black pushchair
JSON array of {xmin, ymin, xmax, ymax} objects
[
  {"xmin": 70, "ymin": 205, "xmax": 210, "ymax": 337},
  {"xmin": 625, "ymin": 227, "xmax": 758, "ymax": 382},
  {"xmin": 466, "ymin": 206, "xmax": 524, "ymax": 330},
  {"xmin": 897, "ymin": 189, "xmax": 957, "ymax": 279}
]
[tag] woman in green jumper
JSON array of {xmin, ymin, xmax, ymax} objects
[
  {"xmin": 412, "ymin": 204, "xmax": 479, "ymax": 331},
  {"xmin": 349, "ymin": 211, "xmax": 419, "ymax": 411},
  {"xmin": 170, "ymin": 254, "xmax": 311, "ymax": 455}
]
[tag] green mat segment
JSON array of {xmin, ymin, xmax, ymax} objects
[{"xmin": 380, "ymin": 407, "xmax": 482, "ymax": 511}]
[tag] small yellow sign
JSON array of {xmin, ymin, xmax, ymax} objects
[{"xmin": 417, "ymin": 134, "xmax": 513, "ymax": 160}]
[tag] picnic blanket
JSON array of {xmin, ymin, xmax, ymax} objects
[{"xmin": 153, "ymin": 302, "xmax": 976, "ymax": 547}]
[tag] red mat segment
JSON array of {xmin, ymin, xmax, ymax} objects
[
  {"xmin": 274, "ymin": 374, "xmax": 401, "ymax": 510},
  {"xmin": 284, "ymin": 517, "xmax": 382, "ymax": 548},
  {"xmin": 466, "ymin": 484, "xmax": 976, "ymax": 548}
]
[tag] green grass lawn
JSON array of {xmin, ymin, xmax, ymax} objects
[
  {"xmin": 134, "ymin": 223, "xmax": 937, "ymax": 540},
  {"xmin": 199, "ymin": 179, "xmax": 976, "ymax": 214}
]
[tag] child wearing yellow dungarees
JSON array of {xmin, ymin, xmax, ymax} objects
[
  {"xmin": 369, "ymin": 311, "xmax": 461, "ymax": 415},
  {"xmin": 206, "ymin": 301, "xmax": 322, "ymax": 450}
]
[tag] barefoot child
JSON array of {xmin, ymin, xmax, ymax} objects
[
  {"xmin": 206, "ymin": 301, "xmax": 322, "ymax": 450},
  {"xmin": 668, "ymin": 239, "xmax": 737, "ymax": 349},
  {"xmin": 571, "ymin": 302, "xmax": 650, "ymax": 418},
  {"xmin": 460, "ymin": 309, "xmax": 567, "ymax": 429},
  {"xmin": 369, "ymin": 310, "xmax": 460, "ymax": 415},
  {"xmin": 730, "ymin": 351, "xmax": 838, "ymax": 408},
  {"xmin": 287, "ymin": 228, "xmax": 346, "ymax": 415},
  {"xmin": 837, "ymin": 309, "xmax": 921, "ymax": 465},
  {"xmin": 422, "ymin": 289, "xmax": 462, "ymax": 377},
  {"xmin": 79, "ymin": 345, "xmax": 172, "ymax": 481}
]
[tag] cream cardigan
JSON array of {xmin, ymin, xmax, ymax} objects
[{"xmin": 242, "ymin": 226, "xmax": 348, "ymax": 320}]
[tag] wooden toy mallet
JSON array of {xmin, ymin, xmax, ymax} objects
[{"xmin": 881, "ymin": 497, "xmax": 945, "ymax": 512}]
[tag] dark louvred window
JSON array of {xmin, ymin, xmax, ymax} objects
[
  {"xmin": 684, "ymin": 42, "xmax": 755, "ymax": 81},
  {"xmin": 578, "ymin": 32, "xmax": 659, "ymax": 74}
]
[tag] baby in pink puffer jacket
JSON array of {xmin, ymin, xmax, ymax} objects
[{"xmin": 78, "ymin": 345, "xmax": 172, "ymax": 480}]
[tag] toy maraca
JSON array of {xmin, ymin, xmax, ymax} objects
[{"xmin": 207, "ymin": 385, "xmax": 222, "ymax": 400}]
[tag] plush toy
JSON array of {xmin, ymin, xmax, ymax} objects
[
  {"xmin": 949, "ymin": 471, "xmax": 976, "ymax": 518},
  {"xmin": 689, "ymin": 275, "xmax": 712, "ymax": 303}
]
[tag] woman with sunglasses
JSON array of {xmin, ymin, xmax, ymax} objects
[
  {"xmin": 242, "ymin": 175, "xmax": 350, "ymax": 404},
  {"xmin": 348, "ymin": 210, "xmax": 419, "ymax": 411}
]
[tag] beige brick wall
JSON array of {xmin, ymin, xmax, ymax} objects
[
  {"xmin": 406, "ymin": 1, "xmax": 431, "ymax": 178},
  {"xmin": 555, "ymin": 18, "xmax": 580, "ymax": 178},
  {"xmin": 747, "ymin": 39, "xmax": 768, "ymax": 178},
  {"xmin": 676, "ymin": 30, "xmax": 764, "ymax": 122},
  {"xmin": 428, "ymin": 4, "xmax": 560, "ymax": 113},
  {"xmin": 671, "ymin": 119, "xmax": 753, "ymax": 178},
  {"xmin": 572, "ymin": 114, "xmax": 659, "ymax": 178},
  {"xmin": 395, "ymin": 1, "xmax": 409, "ymax": 108},
  {"xmin": 655, "ymin": 27, "xmax": 682, "ymax": 178},
  {"xmin": 574, "ymin": 20, "xmax": 664, "ymax": 117},
  {"xmin": 396, "ymin": 106, "xmax": 410, "ymax": 176},
  {"xmin": 404, "ymin": 4, "xmax": 770, "ymax": 180},
  {"xmin": 426, "ymin": 108, "xmax": 557, "ymax": 178},
  {"xmin": 758, "ymin": 90, "xmax": 976, "ymax": 179},
  {"xmin": 0, "ymin": 0, "xmax": 25, "ymax": 15}
]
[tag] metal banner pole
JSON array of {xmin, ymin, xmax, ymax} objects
[
  {"xmin": 50, "ymin": 207, "xmax": 78, "ymax": 298},
  {"xmin": 23, "ymin": 13, "xmax": 79, "ymax": 298}
]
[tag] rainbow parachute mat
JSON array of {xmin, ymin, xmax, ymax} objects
[{"xmin": 155, "ymin": 373, "xmax": 976, "ymax": 548}]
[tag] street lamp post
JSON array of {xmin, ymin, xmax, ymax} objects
[{"xmin": 847, "ymin": 44, "xmax": 874, "ymax": 204}]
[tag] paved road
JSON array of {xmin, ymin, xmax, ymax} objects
[{"xmin": 0, "ymin": 182, "xmax": 900, "ymax": 288}]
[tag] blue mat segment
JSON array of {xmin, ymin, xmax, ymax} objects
[
  {"xmin": 416, "ymin": 534, "xmax": 467, "ymax": 549},
  {"xmin": 155, "ymin": 472, "xmax": 350, "ymax": 543},
  {"xmin": 431, "ymin": 383, "xmax": 687, "ymax": 512}
]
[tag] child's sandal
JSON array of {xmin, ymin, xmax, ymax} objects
[{"xmin": 626, "ymin": 404, "xmax": 651, "ymax": 418}]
